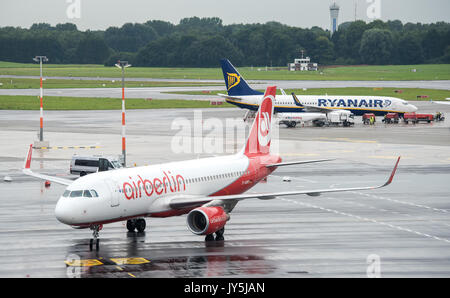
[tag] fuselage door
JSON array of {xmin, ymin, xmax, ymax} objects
[{"xmin": 104, "ymin": 178, "xmax": 120, "ymax": 207}]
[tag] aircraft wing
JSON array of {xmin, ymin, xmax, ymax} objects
[
  {"xmin": 291, "ymin": 92, "xmax": 344, "ymax": 113},
  {"xmin": 169, "ymin": 157, "xmax": 400, "ymax": 209},
  {"xmin": 217, "ymin": 93, "xmax": 244, "ymax": 101},
  {"xmin": 22, "ymin": 144, "xmax": 73, "ymax": 186},
  {"xmin": 265, "ymin": 159, "xmax": 334, "ymax": 168}
]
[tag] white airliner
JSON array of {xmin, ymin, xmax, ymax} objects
[
  {"xmin": 23, "ymin": 86, "xmax": 400, "ymax": 250},
  {"xmin": 219, "ymin": 59, "xmax": 418, "ymax": 116}
]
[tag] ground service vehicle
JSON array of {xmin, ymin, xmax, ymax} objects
[
  {"xmin": 382, "ymin": 113, "xmax": 399, "ymax": 124},
  {"xmin": 416, "ymin": 114, "xmax": 434, "ymax": 123},
  {"xmin": 363, "ymin": 113, "xmax": 376, "ymax": 125},
  {"xmin": 70, "ymin": 155, "xmax": 123, "ymax": 176},
  {"xmin": 404, "ymin": 113, "xmax": 434, "ymax": 124}
]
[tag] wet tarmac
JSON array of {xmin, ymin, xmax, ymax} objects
[{"xmin": 0, "ymin": 102, "xmax": 449, "ymax": 277}]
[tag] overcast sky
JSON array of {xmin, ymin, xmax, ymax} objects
[{"xmin": 1, "ymin": 0, "xmax": 449, "ymax": 31}]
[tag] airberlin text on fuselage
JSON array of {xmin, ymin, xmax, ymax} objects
[{"xmin": 122, "ymin": 171, "xmax": 186, "ymax": 200}]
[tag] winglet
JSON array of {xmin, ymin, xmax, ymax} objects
[
  {"xmin": 24, "ymin": 144, "xmax": 33, "ymax": 169},
  {"xmin": 382, "ymin": 156, "xmax": 401, "ymax": 187}
]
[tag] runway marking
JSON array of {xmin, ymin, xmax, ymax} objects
[
  {"xmin": 315, "ymin": 137, "xmax": 377, "ymax": 144},
  {"xmin": 281, "ymin": 198, "xmax": 450, "ymax": 244},
  {"xmin": 282, "ymin": 153, "xmax": 320, "ymax": 157},
  {"xmin": 325, "ymin": 196, "xmax": 450, "ymax": 229},
  {"xmin": 369, "ymin": 155, "xmax": 411, "ymax": 160},
  {"xmin": 65, "ymin": 259, "xmax": 103, "ymax": 267},
  {"xmin": 110, "ymin": 257, "xmax": 150, "ymax": 265},
  {"xmin": 128, "ymin": 273, "xmax": 136, "ymax": 278},
  {"xmin": 33, "ymin": 146, "xmax": 100, "ymax": 150},
  {"xmin": 351, "ymin": 191, "xmax": 449, "ymax": 214}
]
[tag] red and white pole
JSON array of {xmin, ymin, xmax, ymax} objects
[
  {"xmin": 121, "ymin": 68, "xmax": 126, "ymax": 167},
  {"xmin": 115, "ymin": 60, "xmax": 130, "ymax": 167},
  {"xmin": 34, "ymin": 56, "xmax": 47, "ymax": 142},
  {"xmin": 39, "ymin": 59, "xmax": 44, "ymax": 142}
]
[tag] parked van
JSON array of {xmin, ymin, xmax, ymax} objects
[{"xmin": 70, "ymin": 155, "xmax": 123, "ymax": 176}]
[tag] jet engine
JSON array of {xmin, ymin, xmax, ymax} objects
[{"xmin": 186, "ymin": 206, "xmax": 229, "ymax": 235}]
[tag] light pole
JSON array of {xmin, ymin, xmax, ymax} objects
[
  {"xmin": 33, "ymin": 56, "xmax": 48, "ymax": 142},
  {"xmin": 115, "ymin": 60, "xmax": 131, "ymax": 167}
]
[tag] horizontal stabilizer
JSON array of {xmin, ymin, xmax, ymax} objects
[{"xmin": 22, "ymin": 144, "xmax": 73, "ymax": 186}]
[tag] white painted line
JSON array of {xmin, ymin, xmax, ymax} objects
[{"xmin": 281, "ymin": 198, "xmax": 450, "ymax": 245}]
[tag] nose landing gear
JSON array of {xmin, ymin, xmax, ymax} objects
[{"xmin": 89, "ymin": 224, "xmax": 102, "ymax": 251}]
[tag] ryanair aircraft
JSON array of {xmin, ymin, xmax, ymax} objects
[{"xmin": 218, "ymin": 59, "xmax": 418, "ymax": 116}]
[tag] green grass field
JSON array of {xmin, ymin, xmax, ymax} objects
[
  {"xmin": 168, "ymin": 87, "xmax": 450, "ymax": 101},
  {"xmin": 1, "ymin": 61, "xmax": 449, "ymax": 81},
  {"xmin": 0, "ymin": 95, "xmax": 233, "ymax": 110},
  {"xmin": 0, "ymin": 77, "xmax": 220, "ymax": 89}
]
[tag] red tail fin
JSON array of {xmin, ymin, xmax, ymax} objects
[{"xmin": 244, "ymin": 86, "xmax": 276, "ymax": 156}]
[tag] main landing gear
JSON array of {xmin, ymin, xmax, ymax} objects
[
  {"xmin": 89, "ymin": 224, "xmax": 102, "ymax": 251},
  {"xmin": 126, "ymin": 218, "xmax": 146, "ymax": 233},
  {"xmin": 205, "ymin": 227, "xmax": 225, "ymax": 242}
]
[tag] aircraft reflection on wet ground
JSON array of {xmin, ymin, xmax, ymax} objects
[{"xmin": 64, "ymin": 233, "xmax": 280, "ymax": 278}]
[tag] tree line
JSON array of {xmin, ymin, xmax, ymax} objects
[{"xmin": 0, "ymin": 17, "xmax": 449, "ymax": 67}]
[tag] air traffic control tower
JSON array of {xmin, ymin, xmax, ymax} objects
[{"xmin": 330, "ymin": 2, "xmax": 340, "ymax": 35}]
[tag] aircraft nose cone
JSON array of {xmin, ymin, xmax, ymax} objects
[{"xmin": 55, "ymin": 199, "xmax": 73, "ymax": 225}]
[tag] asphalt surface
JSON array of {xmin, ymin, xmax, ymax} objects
[
  {"xmin": 0, "ymin": 79, "xmax": 449, "ymax": 100},
  {"xmin": 0, "ymin": 102, "xmax": 449, "ymax": 277}
]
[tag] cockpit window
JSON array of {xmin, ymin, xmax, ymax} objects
[
  {"xmin": 90, "ymin": 190, "xmax": 99, "ymax": 197},
  {"xmin": 70, "ymin": 190, "xmax": 83, "ymax": 197},
  {"xmin": 83, "ymin": 190, "xmax": 92, "ymax": 197},
  {"xmin": 403, "ymin": 102, "xmax": 409, "ymax": 105},
  {"xmin": 63, "ymin": 190, "xmax": 70, "ymax": 197}
]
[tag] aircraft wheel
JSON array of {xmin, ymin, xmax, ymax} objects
[
  {"xmin": 205, "ymin": 234, "xmax": 215, "ymax": 242},
  {"xmin": 126, "ymin": 219, "xmax": 136, "ymax": 232},
  {"xmin": 215, "ymin": 227, "xmax": 224, "ymax": 237},
  {"xmin": 136, "ymin": 218, "xmax": 146, "ymax": 232}
]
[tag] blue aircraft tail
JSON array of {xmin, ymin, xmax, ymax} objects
[{"xmin": 220, "ymin": 59, "xmax": 264, "ymax": 96}]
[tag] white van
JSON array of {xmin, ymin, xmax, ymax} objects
[{"xmin": 70, "ymin": 155, "xmax": 123, "ymax": 176}]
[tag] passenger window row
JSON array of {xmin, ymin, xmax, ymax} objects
[
  {"xmin": 185, "ymin": 170, "xmax": 247, "ymax": 185},
  {"xmin": 63, "ymin": 189, "xmax": 99, "ymax": 198}
]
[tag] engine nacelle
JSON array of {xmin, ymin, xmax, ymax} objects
[{"xmin": 186, "ymin": 206, "xmax": 229, "ymax": 235}]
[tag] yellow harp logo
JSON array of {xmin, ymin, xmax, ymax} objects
[{"xmin": 226, "ymin": 73, "xmax": 240, "ymax": 91}]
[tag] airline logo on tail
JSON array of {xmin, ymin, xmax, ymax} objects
[
  {"xmin": 220, "ymin": 59, "xmax": 263, "ymax": 96},
  {"xmin": 258, "ymin": 109, "xmax": 271, "ymax": 147},
  {"xmin": 227, "ymin": 72, "xmax": 240, "ymax": 91},
  {"xmin": 244, "ymin": 87, "xmax": 275, "ymax": 156}
]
